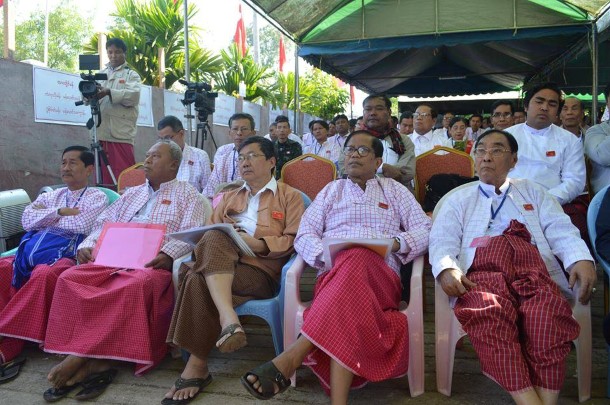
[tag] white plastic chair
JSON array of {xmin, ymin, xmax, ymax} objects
[
  {"xmin": 431, "ymin": 185, "xmax": 592, "ymax": 402},
  {"xmin": 283, "ymin": 255, "xmax": 425, "ymax": 397}
]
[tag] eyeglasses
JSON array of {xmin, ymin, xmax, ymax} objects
[
  {"xmin": 237, "ymin": 152, "xmax": 265, "ymax": 162},
  {"xmin": 473, "ymin": 147, "xmax": 512, "ymax": 158},
  {"xmin": 413, "ymin": 112, "xmax": 432, "ymax": 119},
  {"xmin": 492, "ymin": 112, "xmax": 512, "ymax": 119},
  {"xmin": 230, "ymin": 127, "xmax": 252, "ymax": 134},
  {"xmin": 343, "ymin": 146, "xmax": 372, "ymax": 157}
]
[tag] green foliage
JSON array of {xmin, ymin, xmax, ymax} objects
[
  {"xmin": 246, "ymin": 24, "xmax": 294, "ymax": 69},
  {"xmin": 212, "ymin": 44, "xmax": 277, "ymax": 104},
  {"xmin": 84, "ymin": 0, "xmax": 222, "ymax": 88},
  {"xmin": 301, "ymin": 69, "xmax": 349, "ymax": 119},
  {"xmin": 0, "ymin": 0, "xmax": 92, "ymax": 72}
]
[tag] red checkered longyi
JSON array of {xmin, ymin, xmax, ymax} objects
[
  {"xmin": 43, "ymin": 263, "xmax": 174, "ymax": 375},
  {"xmin": 301, "ymin": 247, "xmax": 408, "ymax": 395},
  {"xmin": 454, "ymin": 220, "xmax": 579, "ymax": 393}
]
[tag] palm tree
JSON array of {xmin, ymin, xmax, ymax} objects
[{"xmin": 84, "ymin": 0, "xmax": 222, "ymax": 89}]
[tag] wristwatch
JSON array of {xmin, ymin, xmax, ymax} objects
[{"xmin": 394, "ymin": 236, "xmax": 401, "ymax": 250}]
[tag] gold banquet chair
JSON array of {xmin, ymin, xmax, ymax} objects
[{"xmin": 279, "ymin": 153, "xmax": 336, "ymax": 201}]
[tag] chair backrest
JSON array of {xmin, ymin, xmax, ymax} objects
[
  {"xmin": 414, "ymin": 146, "xmax": 474, "ymax": 204},
  {"xmin": 95, "ymin": 187, "xmax": 120, "ymax": 205},
  {"xmin": 587, "ymin": 184, "xmax": 610, "ymax": 272},
  {"xmin": 280, "ymin": 153, "xmax": 336, "ymax": 201},
  {"xmin": 117, "ymin": 162, "xmax": 146, "ymax": 192}
]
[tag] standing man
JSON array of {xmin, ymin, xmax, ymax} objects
[
  {"xmin": 273, "ymin": 116, "xmax": 302, "ymax": 179},
  {"xmin": 409, "ymin": 103, "xmax": 446, "ymax": 156},
  {"xmin": 157, "ymin": 115, "xmax": 211, "ymax": 193},
  {"xmin": 93, "ymin": 38, "xmax": 141, "ymax": 186},
  {"xmin": 466, "ymin": 114, "xmax": 483, "ymax": 140},
  {"xmin": 490, "ymin": 100, "xmax": 515, "ymax": 131},
  {"xmin": 331, "ymin": 114, "xmax": 350, "ymax": 148},
  {"xmin": 505, "ymin": 82, "xmax": 588, "ymax": 241},
  {"xmin": 399, "ymin": 112, "xmax": 414, "ymax": 136},
  {"xmin": 585, "ymin": 83, "xmax": 610, "ymax": 194},
  {"xmin": 203, "ymin": 113, "xmax": 256, "ymax": 199},
  {"xmin": 561, "ymin": 97, "xmax": 587, "ymax": 140}
]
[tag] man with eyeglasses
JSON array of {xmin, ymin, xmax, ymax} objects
[
  {"xmin": 489, "ymin": 100, "xmax": 515, "ymax": 131},
  {"xmin": 440, "ymin": 111, "xmax": 456, "ymax": 138},
  {"xmin": 164, "ymin": 136, "xmax": 304, "ymax": 404},
  {"xmin": 505, "ymin": 82, "xmax": 588, "ymax": 245},
  {"xmin": 409, "ymin": 103, "xmax": 446, "ymax": 156},
  {"xmin": 157, "ymin": 115, "xmax": 211, "ymax": 193},
  {"xmin": 203, "ymin": 113, "xmax": 257, "ymax": 199},
  {"xmin": 431, "ymin": 129, "xmax": 595, "ymax": 405},
  {"xmin": 241, "ymin": 130, "xmax": 430, "ymax": 402}
]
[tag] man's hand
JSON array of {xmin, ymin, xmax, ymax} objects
[
  {"xmin": 381, "ymin": 164, "xmax": 402, "ymax": 181},
  {"xmin": 438, "ymin": 268, "xmax": 477, "ymax": 297},
  {"xmin": 144, "ymin": 252, "xmax": 174, "ymax": 271},
  {"xmin": 97, "ymin": 87, "xmax": 111, "ymax": 100},
  {"xmin": 569, "ymin": 260, "xmax": 597, "ymax": 304},
  {"xmin": 239, "ymin": 232, "xmax": 268, "ymax": 254},
  {"xmin": 77, "ymin": 248, "xmax": 94, "ymax": 264},
  {"xmin": 58, "ymin": 207, "xmax": 80, "ymax": 216}
]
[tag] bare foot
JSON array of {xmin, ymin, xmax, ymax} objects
[
  {"xmin": 47, "ymin": 356, "xmax": 88, "ymax": 388},
  {"xmin": 165, "ymin": 355, "xmax": 210, "ymax": 401},
  {"xmin": 65, "ymin": 358, "xmax": 113, "ymax": 386}
]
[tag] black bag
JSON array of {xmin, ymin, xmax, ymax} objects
[{"xmin": 422, "ymin": 173, "xmax": 478, "ymax": 212}]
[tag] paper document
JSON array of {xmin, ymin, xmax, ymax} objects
[
  {"xmin": 322, "ymin": 238, "xmax": 394, "ymax": 270},
  {"xmin": 92, "ymin": 222, "xmax": 166, "ymax": 270},
  {"xmin": 168, "ymin": 223, "xmax": 255, "ymax": 256}
]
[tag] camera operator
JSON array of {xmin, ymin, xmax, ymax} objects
[{"xmin": 87, "ymin": 37, "xmax": 141, "ymax": 186}]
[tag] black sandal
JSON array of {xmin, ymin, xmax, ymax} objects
[
  {"xmin": 161, "ymin": 374, "xmax": 213, "ymax": 405},
  {"xmin": 43, "ymin": 384, "xmax": 80, "ymax": 403},
  {"xmin": 0, "ymin": 356, "xmax": 26, "ymax": 384},
  {"xmin": 240, "ymin": 361, "xmax": 291, "ymax": 400},
  {"xmin": 73, "ymin": 368, "xmax": 118, "ymax": 401}
]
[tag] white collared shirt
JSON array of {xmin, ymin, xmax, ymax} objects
[
  {"xmin": 231, "ymin": 177, "xmax": 278, "ymax": 236},
  {"xmin": 409, "ymin": 130, "xmax": 446, "ymax": 156},
  {"xmin": 505, "ymin": 123, "xmax": 586, "ymax": 205},
  {"xmin": 131, "ymin": 182, "xmax": 159, "ymax": 222},
  {"xmin": 303, "ymin": 139, "xmax": 342, "ymax": 164}
]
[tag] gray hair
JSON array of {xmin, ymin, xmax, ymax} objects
[{"xmin": 155, "ymin": 139, "xmax": 183, "ymax": 163}]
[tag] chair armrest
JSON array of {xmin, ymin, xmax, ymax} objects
[
  {"xmin": 284, "ymin": 255, "xmax": 306, "ymax": 304},
  {"xmin": 0, "ymin": 247, "xmax": 17, "ymax": 258},
  {"xmin": 171, "ymin": 252, "xmax": 192, "ymax": 295},
  {"xmin": 571, "ymin": 278, "xmax": 591, "ymax": 318}
]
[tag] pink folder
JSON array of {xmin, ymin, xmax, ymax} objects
[{"xmin": 92, "ymin": 222, "xmax": 167, "ymax": 270}]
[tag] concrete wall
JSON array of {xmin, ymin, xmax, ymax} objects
[{"xmin": 0, "ymin": 58, "xmax": 298, "ymax": 199}]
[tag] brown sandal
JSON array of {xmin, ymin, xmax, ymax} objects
[{"xmin": 215, "ymin": 323, "xmax": 247, "ymax": 353}]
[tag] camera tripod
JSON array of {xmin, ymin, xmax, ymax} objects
[
  {"xmin": 83, "ymin": 99, "xmax": 117, "ymax": 187},
  {"xmin": 187, "ymin": 109, "xmax": 218, "ymax": 150}
]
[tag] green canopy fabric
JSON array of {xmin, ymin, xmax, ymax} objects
[{"xmin": 245, "ymin": 0, "xmax": 610, "ymax": 96}]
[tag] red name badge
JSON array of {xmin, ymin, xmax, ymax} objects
[
  {"xmin": 378, "ymin": 202, "xmax": 389, "ymax": 210},
  {"xmin": 546, "ymin": 151, "xmax": 556, "ymax": 157},
  {"xmin": 188, "ymin": 160, "xmax": 194, "ymax": 166},
  {"xmin": 470, "ymin": 236, "xmax": 491, "ymax": 248},
  {"xmin": 119, "ymin": 79, "xmax": 126, "ymax": 84},
  {"xmin": 272, "ymin": 211, "xmax": 284, "ymax": 220},
  {"xmin": 161, "ymin": 199, "xmax": 171, "ymax": 205},
  {"xmin": 523, "ymin": 203, "xmax": 534, "ymax": 211}
]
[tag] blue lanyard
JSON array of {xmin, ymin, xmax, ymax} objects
[
  {"xmin": 66, "ymin": 186, "xmax": 87, "ymax": 208},
  {"xmin": 314, "ymin": 142, "xmax": 323, "ymax": 155},
  {"xmin": 478, "ymin": 184, "xmax": 511, "ymax": 225}
]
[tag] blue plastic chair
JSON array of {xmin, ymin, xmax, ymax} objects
[
  {"xmin": 586, "ymin": 184, "xmax": 610, "ymax": 398},
  {"xmin": 233, "ymin": 192, "xmax": 311, "ymax": 355},
  {"xmin": 0, "ymin": 187, "xmax": 119, "ymax": 259}
]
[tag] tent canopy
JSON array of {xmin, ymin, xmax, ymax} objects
[{"xmin": 245, "ymin": 0, "xmax": 610, "ymax": 96}]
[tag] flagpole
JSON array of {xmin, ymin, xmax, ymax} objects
[
  {"xmin": 252, "ymin": 11, "xmax": 259, "ymax": 64},
  {"xmin": 43, "ymin": 0, "xmax": 49, "ymax": 66},
  {"xmin": 294, "ymin": 45, "xmax": 299, "ymax": 135},
  {"xmin": 183, "ymin": 0, "xmax": 193, "ymax": 144}
]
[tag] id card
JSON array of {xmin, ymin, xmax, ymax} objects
[{"xmin": 470, "ymin": 236, "xmax": 491, "ymax": 248}]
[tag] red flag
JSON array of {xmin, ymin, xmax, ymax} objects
[
  {"xmin": 279, "ymin": 35, "xmax": 286, "ymax": 72},
  {"xmin": 350, "ymin": 85, "xmax": 355, "ymax": 105},
  {"xmin": 234, "ymin": 4, "xmax": 247, "ymax": 57},
  {"xmin": 0, "ymin": 0, "xmax": 3, "ymax": 8}
]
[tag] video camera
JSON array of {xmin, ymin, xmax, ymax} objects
[
  {"xmin": 75, "ymin": 55, "xmax": 108, "ymax": 103},
  {"xmin": 179, "ymin": 79, "xmax": 218, "ymax": 121}
]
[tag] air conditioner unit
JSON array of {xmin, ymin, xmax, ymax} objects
[{"xmin": 0, "ymin": 189, "xmax": 31, "ymax": 253}]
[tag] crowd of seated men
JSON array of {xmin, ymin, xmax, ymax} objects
[{"xmin": 0, "ymin": 82, "xmax": 608, "ymax": 405}]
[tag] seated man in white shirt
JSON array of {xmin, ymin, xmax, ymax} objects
[
  {"xmin": 466, "ymin": 114, "xmax": 484, "ymax": 140},
  {"xmin": 409, "ymin": 103, "xmax": 447, "ymax": 156},
  {"xmin": 157, "ymin": 115, "xmax": 211, "ymax": 193},
  {"xmin": 490, "ymin": 100, "xmax": 515, "ymax": 131},
  {"xmin": 430, "ymin": 129, "xmax": 596, "ymax": 405},
  {"xmin": 263, "ymin": 122, "xmax": 278, "ymax": 142},
  {"xmin": 203, "ymin": 113, "xmax": 256, "ymax": 199},
  {"xmin": 330, "ymin": 114, "xmax": 350, "ymax": 148},
  {"xmin": 505, "ymin": 82, "xmax": 589, "ymax": 245},
  {"xmin": 585, "ymin": 83, "xmax": 610, "ymax": 194}
]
